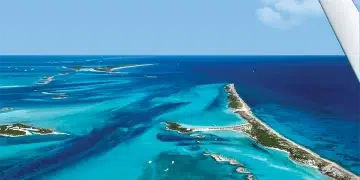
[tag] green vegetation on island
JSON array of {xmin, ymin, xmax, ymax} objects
[
  {"xmin": 0, "ymin": 125, "xmax": 26, "ymax": 136},
  {"xmin": 12, "ymin": 123, "xmax": 31, "ymax": 128},
  {"xmin": 37, "ymin": 128, "xmax": 53, "ymax": 134},
  {"xmin": 165, "ymin": 122, "xmax": 193, "ymax": 134},
  {"xmin": 242, "ymin": 116, "xmax": 317, "ymax": 164},
  {"xmin": 228, "ymin": 98, "xmax": 243, "ymax": 109},
  {"xmin": 0, "ymin": 123, "xmax": 56, "ymax": 137},
  {"xmin": 225, "ymin": 86, "xmax": 243, "ymax": 109}
]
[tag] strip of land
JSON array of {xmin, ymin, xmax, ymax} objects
[
  {"xmin": 165, "ymin": 122, "xmax": 193, "ymax": 134},
  {"xmin": 204, "ymin": 152, "xmax": 254, "ymax": 180},
  {"xmin": 225, "ymin": 84, "xmax": 359, "ymax": 180},
  {"xmin": 37, "ymin": 76, "xmax": 55, "ymax": 85},
  {"xmin": 0, "ymin": 123, "xmax": 67, "ymax": 137},
  {"xmin": 1, "ymin": 107, "xmax": 13, "ymax": 112},
  {"xmin": 65, "ymin": 64, "xmax": 153, "ymax": 73}
]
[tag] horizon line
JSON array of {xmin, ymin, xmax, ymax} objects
[{"xmin": 0, "ymin": 54, "xmax": 346, "ymax": 56}]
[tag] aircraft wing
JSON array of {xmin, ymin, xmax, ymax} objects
[{"xmin": 319, "ymin": 0, "xmax": 360, "ymax": 81}]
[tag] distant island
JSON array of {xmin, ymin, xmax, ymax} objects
[
  {"xmin": 1, "ymin": 107, "xmax": 13, "ymax": 112},
  {"xmin": 52, "ymin": 94, "xmax": 70, "ymax": 100},
  {"xmin": 37, "ymin": 76, "xmax": 55, "ymax": 85},
  {"xmin": 65, "ymin": 64, "xmax": 154, "ymax": 73},
  {"xmin": 0, "ymin": 123, "xmax": 67, "ymax": 137},
  {"xmin": 40, "ymin": 91, "xmax": 70, "ymax": 100},
  {"xmin": 225, "ymin": 84, "xmax": 359, "ymax": 180},
  {"xmin": 59, "ymin": 72, "xmax": 70, "ymax": 76}
]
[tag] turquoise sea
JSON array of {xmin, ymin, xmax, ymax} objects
[{"xmin": 0, "ymin": 56, "xmax": 359, "ymax": 180}]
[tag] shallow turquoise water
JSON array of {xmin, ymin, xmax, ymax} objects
[{"xmin": 0, "ymin": 56, "xmax": 358, "ymax": 179}]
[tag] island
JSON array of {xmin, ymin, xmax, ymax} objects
[
  {"xmin": 52, "ymin": 94, "xmax": 69, "ymax": 100},
  {"xmin": 164, "ymin": 122, "xmax": 193, "ymax": 134},
  {"xmin": 65, "ymin": 64, "xmax": 153, "ymax": 73},
  {"xmin": 0, "ymin": 123, "xmax": 66, "ymax": 137},
  {"xmin": 1, "ymin": 107, "xmax": 13, "ymax": 112},
  {"xmin": 204, "ymin": 152, "xmax": 253, "ymax": 179},
  {"xmin": 37, "ymin": 76, "xmax": 55, "ymax": 84},
  {"xmin": 41, "ymin": 91, "xmax": 70, "ymax": 100},
  {"xmin": 225, "ymin": 84, "xmax": 359, "ymax": 180},
  {"xmin": 59, "ymin": 72, "xmax": 70, "ymax": 76},
  {"xmin": 190, "ymin": 134, "xmax": 205, "ymax": 139}
]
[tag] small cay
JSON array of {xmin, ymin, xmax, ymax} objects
[
  {"xmin": 165, "ymin": 122, "xmax": 193, "ymax": 134},
  {"xmin": 65, "ymin": 64, "xmax": 153, "ymax": 73},
  {"xmin": 52, "ymin": 94, "xmax": 70, "ymax": 100},
  {"xmin": 225, "ymin": 84, "xmax": 359, "ymax": 180},
  {"xmin": 0, "ymin": 123, "xmax": 67, "ymax": 137},
  {"xmin": 1, "ymin": 107, "xmax": 13, "ymax": 112},
  {"xmin": 204, "ymin": 152, "xmax": 254, "ymax": 179},
  {"xmin": 37, "ymin": 76, "xmax": 55, "ymax": 84}
]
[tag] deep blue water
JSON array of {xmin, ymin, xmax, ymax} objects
[{"xmin": 0, "ymin": 55, "xmax": 359, "ymax": 179}]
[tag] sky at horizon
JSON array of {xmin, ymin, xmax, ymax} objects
[{"xmin": 0, "ymin": 0, "xmax": 358, "ymax": 55}]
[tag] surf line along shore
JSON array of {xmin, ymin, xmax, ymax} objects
[{"xmin": 225, "ymin": 84, "xmax": 359, "ymax": 180}]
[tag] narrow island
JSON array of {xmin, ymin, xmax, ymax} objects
[
  {"xmin": 164, "ymin": 122, "xmax": 193, "ymax": 134},
  {"xmin": 37, "ymin": 76, "xmax": 55, "ymax": 85},
  {"xmin": 52, "ymin": 94, "xmax": 70, "ymax": 100},
  {"xmin": 190, "ymin": 134, "xmax": 205, "ymax": 139},
  {"xmin": 1, "ymin": 107, "xmax": 13, "ymax": 112},
  {"xmin": 0, "ymin": 123, "xmax": 67, "ymax": 137},
  {"xmin": 59, "ymin": 72, "xmax": 70, "ymax": 76},
  {"xmin": 225, "ymin": 84, "xmax": 359, "ymax": 180},
  {"xmin": 204, "ymin": 152, "xmax": 253, "ymax": 180},
  {"xmin": 41, "ymin": 91, "xmax": 70, "ymax": 100},
  {"xmin": 65, "ymin": 64, "xmax": 153, "ymax": 73}
]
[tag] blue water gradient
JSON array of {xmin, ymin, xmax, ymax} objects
[{"xmin": 0, "ymin": 55, "xmax": 358, "ymax": 179}]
